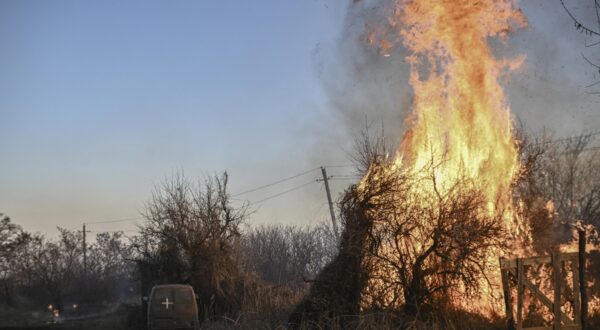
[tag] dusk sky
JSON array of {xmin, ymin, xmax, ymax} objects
[{"xmin": 2, "ymin": 0, "xmax": 599, "ymax": 235}]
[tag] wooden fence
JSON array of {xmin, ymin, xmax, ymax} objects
[{"xmin": 499, "ymin": 231, "xmax": 588, "ymax": 330}]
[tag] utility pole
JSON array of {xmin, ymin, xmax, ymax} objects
[
  {"xmin": 82, "ymin": 223, "xmax": 88, "ymax": 275},
  {"xmin": 321, "ymin": 166, "xmax": 339, "ymax": 240}
]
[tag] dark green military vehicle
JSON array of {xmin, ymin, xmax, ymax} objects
[{"xmin": 147, "ymin": 284, "xmax": 200, "ymax": 330}]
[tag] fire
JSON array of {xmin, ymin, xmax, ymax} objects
[
  {"xmin": 394, "ymin": 0, "xmax": 525, "ymax": 215},
  {"xmin": 360, "ymin": 0, "xmax": 530, "ymax": 313}
]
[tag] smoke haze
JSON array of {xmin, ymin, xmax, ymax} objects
[{"xmin": 312, "ymin": 0, "xmax": 600, "ymax": 158}]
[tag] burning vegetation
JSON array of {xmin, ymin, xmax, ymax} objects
[{"xmin": 293, "ymin": 0, "xmax": 600, "ymax": 328}]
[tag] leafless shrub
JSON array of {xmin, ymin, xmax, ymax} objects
[{"xmin": 239, "ymin": 223, "xmax": 336, "ymax": 287}]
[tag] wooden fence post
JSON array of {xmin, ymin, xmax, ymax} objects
[
  {"xmin": 552, "ymin": 248, "xmax": 562, "ymax": 330},
  {"xmin": 579, "ymin": 230, "xmax": 587, "ymax": 330},
  {"xmin": 517, "ymin": 258, "xmax": 524, "ymax": 330},
  {"xmin": 500, "ymin": 258, "xmax": 516, "ymax": 330},
  {"xmin": 573, "ymin": 256, "xmax": 581, "ymax": 325}
]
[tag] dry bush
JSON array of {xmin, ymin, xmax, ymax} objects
[
  {"xmin": 192, "ymin": 223, "xmax": 337, "ymax": 329},
  {"xmin": 239, "ymin": 223, "xmax": 336, "ymax": 287},
  {"xmin": 195, "ymin": 223, "xmax": 338, "ymax": 328}
]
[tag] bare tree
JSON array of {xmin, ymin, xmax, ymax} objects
[
  {"xmin": 134, "ymin": 172, "xmax": 247, "ymax": 317},
  {"xmin": 0, "ymin": 214, "xmax": 31, "ymax": 307}
]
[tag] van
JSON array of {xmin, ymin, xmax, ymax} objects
[{"xmin": 147, "ymin": 284, "xmax": 200, "ymax": 330}]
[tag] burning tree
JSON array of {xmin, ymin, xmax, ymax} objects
[
  {"xmin": 362, "ymin": 162, "xmax": 510, "ymax": 315},
  {"xmin": 289, "ymin": 157, "xmax": 511, "ymax": 327}
]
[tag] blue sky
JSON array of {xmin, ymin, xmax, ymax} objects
[
  {"xmin": 2, "ymin": 0, "xmax": 599, "ymax": 235},
  {"xmin": 0, "ymin": 0, "xmax": 352, "ymax": 234}
]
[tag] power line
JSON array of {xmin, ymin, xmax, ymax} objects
[
  {"xmin": 232, "ymin": 167, "xmax": 320, "ymax": 197},
  {"xmin": 65, "ymin": 216, "xmax": 142, "ymax": 231},
  {"xmin": 65, "ymin": 166, "xmax": 354, "ymax": 229},
  {"xmin": 557, "ymin": 146, "xmax": 600, "ymax": 155},
  {"xmin": 323, "ymin": 164, "xmax": 355, "ymax": 169},
  {"xmin": 68, "ymin": 223, "xmax": 82, "ymax": 231},
  {"xmin": 88, "ymin": 229, "xmax": 137, "ymax": 233},
  {"xmin": 531, "ymin": 131, "xmax": 600, "ymax": 146},
  {"xmin": 248, "ymin": 180, "xmax": 318, "ymax": 206},
  {"xmin": 317, "ymin": 175, "xmax": 361, "ymax": 182},
  {"xmin": 329, "ymin": 177, "xmax": 360, "ymax": 181},
  {"xmin": 86, "ymin": 216, "xmax": 144, "ymax": 225}
]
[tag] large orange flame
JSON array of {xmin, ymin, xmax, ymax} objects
[
  {"xmin": 361, "ymin": 0, "xmax": 529, "ymax": 313},
  {"xmin": 395, "ymin": 0, "xmax": 526, "ymax": 213}
]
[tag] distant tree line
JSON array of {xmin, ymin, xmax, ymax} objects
[
  {"xmin": 0, "ymin": 173, "xmax": 338, "ymax": 326},
  {"xmin": 0, "ymin": 215, "xmax": 134, "ymax": 312}
]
